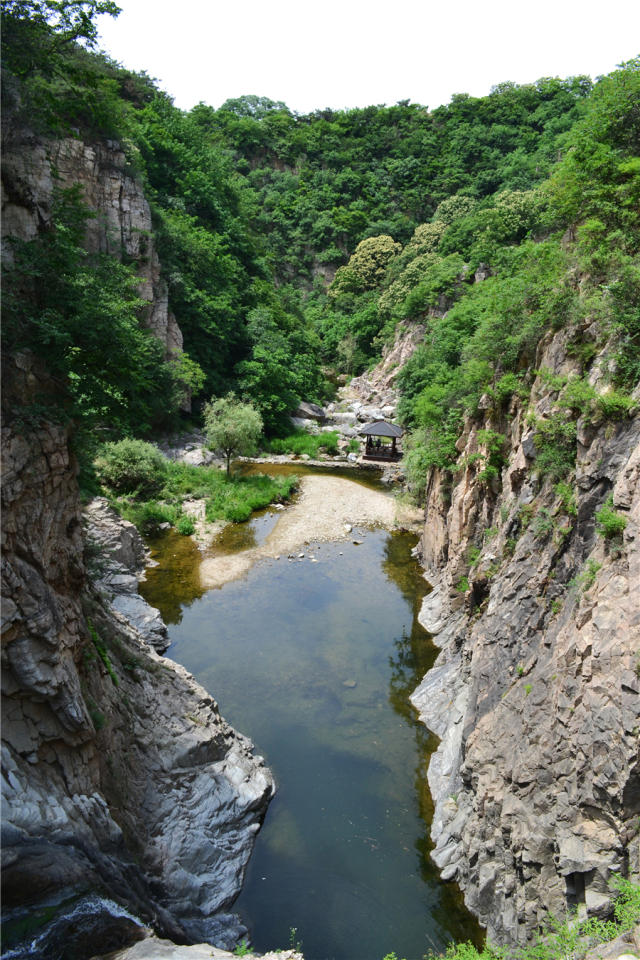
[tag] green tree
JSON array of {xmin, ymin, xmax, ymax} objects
[
  {"xmin": 330, "ymin": 235, "xmax": 401, "ymax": 296},
  {"xmin": 203, "ymin": 394, "xmax": 263, "ymax": 476},
  {"xmin": 1, "ymin": 0, "xmax": 121, "ymax": 78}
]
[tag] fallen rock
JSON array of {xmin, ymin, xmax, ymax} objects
[{"xmin": 294, "ymin": 401, "xmax": 326, "ymax": 422}]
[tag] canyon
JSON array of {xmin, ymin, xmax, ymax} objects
[{"xmin": 2, "ymin": 125, "xmax": 638, "ymax": 959}]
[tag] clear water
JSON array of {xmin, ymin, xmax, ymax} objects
[{"xmin": 141, "ymin": 475, "xmax": 482, "ymax": 960}]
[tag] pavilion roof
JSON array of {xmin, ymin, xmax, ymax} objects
[{"xmin": 359, "ymin": 420, "xmax": 403, "ymax": 438}]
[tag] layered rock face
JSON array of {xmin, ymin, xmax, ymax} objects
[
  {"xmin": 348, "ymin": 319, "xmax": 426, "ymax": 415},
  {"xmin": 411, "ymin": 330, "xmax": 640, "ymax": 945},
  {"xmin": 1, "ymin": 355, "xmax": 274, "ymax": 955},
  {"xmin": 1, "ymin": 132, "xmax": 182, "ymax": 357}
]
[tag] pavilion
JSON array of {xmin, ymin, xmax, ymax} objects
[{"xmin": 360, "ymin": 420, "xmax": 403, "ymax": 461}]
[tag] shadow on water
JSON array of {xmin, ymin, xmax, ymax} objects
[{"xmin": 139, "ymin": 474, "xmax": 483, "ymax": 960}]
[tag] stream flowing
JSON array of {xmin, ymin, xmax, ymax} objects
[{"xmin": 140, "ymin": 465, "xmax": 481, "ymax": 960}]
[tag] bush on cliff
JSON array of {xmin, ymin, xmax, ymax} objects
[{"xmin": 385, "ymin": 876, "xmax": 640, "ymax": 959}]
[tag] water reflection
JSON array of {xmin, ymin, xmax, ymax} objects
[{"xmin": 140, "ymin": 494, "xmax": 482, "ymax": 959}]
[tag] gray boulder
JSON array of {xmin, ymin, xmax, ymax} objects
[{"xmin": 293, "ymin": 401, "xmax": 326, "ymax": 422}]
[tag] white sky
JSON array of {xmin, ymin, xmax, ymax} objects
[{"xmin": 96, "ymin": 0, "xmax": 639, "ymax": 114}]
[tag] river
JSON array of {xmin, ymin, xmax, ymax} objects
[{"xmin": 140, "ymin": 465, "xmax": 482, "ymax": 960}]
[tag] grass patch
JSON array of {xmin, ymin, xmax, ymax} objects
[
  {"xmin": 176, "ymin": 515, "xmax": 196, "ymax": 536},
  {"xmin": 116, "ymin": 500, "xmax": 180, "ymax": 536},
  {"xmin": 595, "ymin": 495, "xmax": 628, "ymax": 539},
  {"xmin": 204, "ymin": 473, "xmax": 298, "ymax": 523},
  {"xmin": 267, "ymin": 429, "xmax": 339, "ymax": 458},
  {"xmin": 103, "ymin": 454, "xmax": 299, "ymax": 533}
]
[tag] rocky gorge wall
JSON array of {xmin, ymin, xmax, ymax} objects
[
  {"xmin": 0, "ymin": 353, "xmax": 274, "ymax": 956},
  {"xmin": 410, "ymin": 328, "xmax": 640, "ymax": 946},
  {"xmin": 1, "ymin": 130, "xmax": 182, "ymax": 357}
]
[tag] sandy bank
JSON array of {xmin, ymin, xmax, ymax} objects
[{"xmin": 199, "ymin": 475, "xmax": 421, "ymax": 589}]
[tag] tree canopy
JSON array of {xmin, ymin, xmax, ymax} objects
[
  {"xmin": 203, "ymin": 394, "xmax": 263, "ymax": 475},
  {"xmin": 2, "ymin": 0, "xmax": 637, "ymax": 461}
]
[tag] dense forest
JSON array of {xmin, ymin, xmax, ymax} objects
[{"xmin": 2, "ymin": 1, "xmax": 639, "ymax": 466}]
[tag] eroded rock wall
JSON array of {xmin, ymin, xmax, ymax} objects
[
  {"xmin": 411, "ymin": 330, "xmax": 640, "ymax": 945},
  {"xmin": 1, "ymin": 132, "xmax": 182, "ymax": 357},
  {"xmin": 1, "ymin": 354, "xmax": 274, "ymax": 953}
]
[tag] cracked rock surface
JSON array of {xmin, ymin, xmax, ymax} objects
[{"xmin": 411, "ymin": 329, "xmax": 640, "ymax": 946}]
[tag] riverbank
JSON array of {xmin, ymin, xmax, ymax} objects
[{"xmin": 200, "ymin": 474, "xmax": 421, "ymax": 589}]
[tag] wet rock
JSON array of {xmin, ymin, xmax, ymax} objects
[{"xmin": 6, "ymin": 896, "xmax": 147, "ymax": 960}]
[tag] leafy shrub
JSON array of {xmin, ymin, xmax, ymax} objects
[
  {"xmin": 468, "ymin": 546, "xmax": 481, "ymax": 566},
  {"xmin": 494, "ymin": 372, "xmax": 524, "ymax": 404},
  {"xmin": 330, "ymin": 235, "xmax": 401, "ymax": 296},
  {"xmin": 554, "ymin": 481, "xmax": 577, "ymax": 517},
  {"xmin": 88, "ymin": 619, "xmax": 118, "ymax": 687},
  {"xmin": 595, "ymin": 496, "xmax": 628, "ymax": 539},
  {"xmin": 476, "ymin": 429, "xmax": 507, "ymax": 484},
  {"xmin": 612, "ymin": 874, "xmax": 640, "ymax": 929},
  {"xmin": 2, "ymin": 188, "xmax": 184, "ymax": 436},
  {"xmin": 418, "ymin": 878, "xmax": 640, "ymax": 959},
  {"xmin": 533, "ymin": 415, "xmax": 577, "ymax": 481},
  {"xmin": 560, "ymin": 376, "xmax": 596, "ymax": 417},
  {"xmin": 597, "ymin": 389, "xmax": 635, "ymax": 420},
  {"xmin": 95, "ymin": 439, "xmax": 166, "ymax": 496},
  {"xmin": 433, "ymin": 195, "xmax": 478, "ymax": 225},
  {"xmin": 176, "ymin": 516, "xmax": 195, "ymax": 536},
  {"xmin": 569, "ymin": 558, "xmax": 602, "ymax": 593},
  {"xmin": 402, "ymin": 425, "xmax": 459, "ymax": 503},
  {"xmin": 532, "ymin": 508, "xmax": 555, "ymax": 539}
]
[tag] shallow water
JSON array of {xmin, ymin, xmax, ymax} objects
[{"xmin": 141, "ymin": 476, "xmax": 482, "ymax": 960}]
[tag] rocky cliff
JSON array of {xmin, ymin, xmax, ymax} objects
[
  {"xmin": 1, "ymin": 353, "xmax": 274, "ymax": 957},
  {"xmin": 1, "ymin": 131, "xmax": 182, "ymax": 357},
  {"xmin": 410, "ymin": 328, "xmax": 640, "ymax": 945}
]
